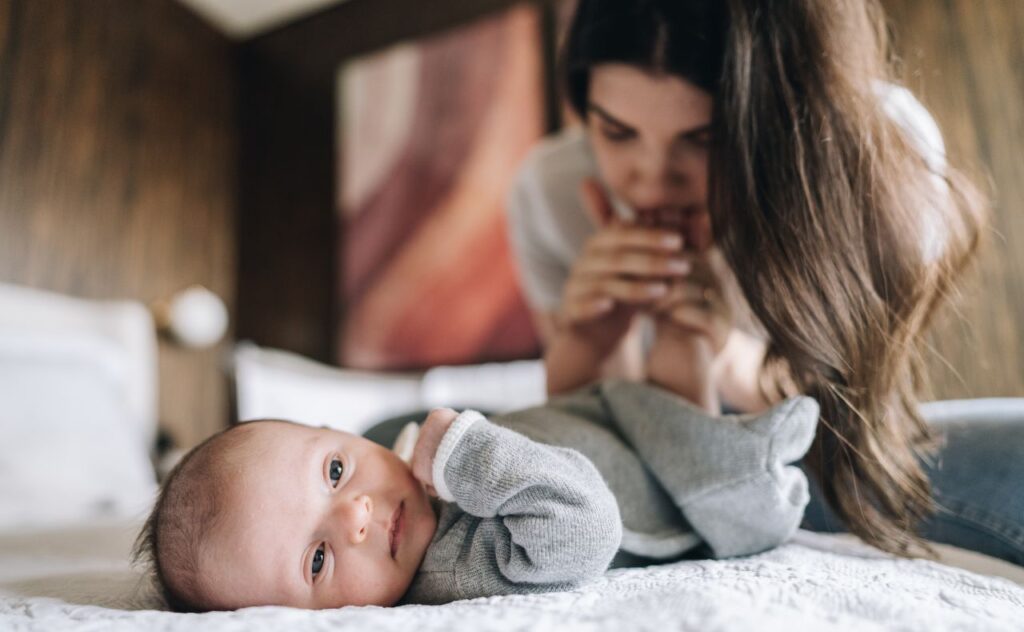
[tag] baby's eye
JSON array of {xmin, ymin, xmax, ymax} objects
[
  {"xmin": 312, "ymin": 544, "xmax": 325, "ymax": 577},
  {"xmin": 329, "ymin": 459, "xmax": 344, "ymax": 487}
]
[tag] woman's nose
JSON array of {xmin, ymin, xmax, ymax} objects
[
  {"xmin": 337, "ymin": 494, "xmax": 373, "ymax": 544},
  {"xmin": 631, "ymin": 155, "xmax": 680, "ymax": 208},
  {"xmin": 631, "ymin": 176, "xmax": 675, "ymax": 210}
]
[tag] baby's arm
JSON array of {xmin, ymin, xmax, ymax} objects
[{"xmin": 412, "ymin": 409, "xmax": 621, "ymax": 598}]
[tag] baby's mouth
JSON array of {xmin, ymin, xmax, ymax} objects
[{"xmin": 389, "ymin": 500, "xmax": 404, "ymax": 560}]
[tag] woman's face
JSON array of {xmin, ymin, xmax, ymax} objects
[{"xmin": 586, "ymin": 63, "xmax": 714, "ymax": 250}]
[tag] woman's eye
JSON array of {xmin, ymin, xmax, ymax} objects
[
  {"xmin": 312, "ymin": 544, "xmax": 325, "ymax": 577},
  {"xmin": 600, "ymin": 127, "xmax": 634, "ymax": 143},
  {"xmin": 329, "ymin": 458, "xmax": 344, "ymax": 487},
  {"xmin": 679, "ymin": 133, "xmax": 712, "ymax": 151}
]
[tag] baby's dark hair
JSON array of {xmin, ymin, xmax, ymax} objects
[{"xmin": 132, "ymin": 422, "xmax": 265, "ymax": 612}]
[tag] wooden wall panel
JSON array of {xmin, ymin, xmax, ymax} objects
[
  {"xmin": 0, "ymin": 0, "xmax": 237, "ymax": 448},
  {"xmin": 883, "ymin": 0, "xmax": 1024, "ymax": 398}
]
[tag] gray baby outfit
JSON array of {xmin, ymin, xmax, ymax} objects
[{"xmin": 402, "ymin": 380, "xmax": 819, "ymax": 604}]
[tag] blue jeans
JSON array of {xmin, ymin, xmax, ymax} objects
[{"xmin": 801, "ymin": 399, "xmax": 1024, "ymax": 566}]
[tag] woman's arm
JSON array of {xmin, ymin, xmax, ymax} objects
[
  {"xmin": 714, "ymin": 330, "xmax": 773, "ymax": 412},
  {"xmin": 643, "ymin": 245, "xmax": 797, "ymax": 413},
  {"xmin": 714, "ymin": 329, "xmax": 800, "ymax": 413},
  {"xmin": 643, "ymin": 247, "xmax": 734, "ymax": 412},
  {"xmin": 533, "ymin": 309, "xmax": 646, "ymax": 395},
  {"xmin": 645, "ymin": 320, "xmax": 720, "ymax": 413}
]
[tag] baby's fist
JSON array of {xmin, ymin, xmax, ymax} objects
[{"xmin": 410, "ymin": 408, "xmax": 459, "ymax": 495}]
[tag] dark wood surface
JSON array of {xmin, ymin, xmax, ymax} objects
[
  {"xmin": 0, "ymin": 0, "xmax": 237, "ymax": 447},
  {"xmin": 247, "ymin": 0, "xmax": 539, "ymax": 86},
  {"xmin": 883, "ymin": 0, "xmax": 1024, "ymax": 398},
  {"xmin": 235, "ymin": 55, "xmax": 336, "ymax": 362}
]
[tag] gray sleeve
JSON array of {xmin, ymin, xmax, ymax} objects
[
  {"xmin": 600, "ymin": 381, "xmax": 818, "ymax": 558},
  {"xmin": 432, "ymin": 411, "xmax": 622, "ymax": 597}
]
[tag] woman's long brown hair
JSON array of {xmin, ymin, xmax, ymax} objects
[
  {"xmin": 710, "ymin": 0, "xmax": 986, "ymax": 554},
  {"xmin": 563, "ymin": 0, "xmax": 987, "ymax": 555}
]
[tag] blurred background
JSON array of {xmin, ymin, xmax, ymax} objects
[{"xmin": 0, "ymin": 0, "xmax": 1021, "ymax": 451}]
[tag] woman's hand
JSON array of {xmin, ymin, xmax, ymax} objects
[
  {"xmin": 545, "ymin": 179, "xmax": 692, "ymax": 395},
  {"xmin": 644, "ymin": 246, "xmax": 744, "ymax": 412},
  {"xmin": 410, "ymin": 408, "xmax": 460, "ymax": 496},
  {"xmin": 557, "ymin": 179, "xmax": 692, "ymax": 354},
  {"xmin": 650, "ymin": 246, "xmax": 738, "ymax": 355}
]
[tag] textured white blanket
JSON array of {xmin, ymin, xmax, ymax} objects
[{"xmin": 1, "ymin": 528, "xmax": 1022, "ymax": 631}]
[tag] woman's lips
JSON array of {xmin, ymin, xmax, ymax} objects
[
  {"xmin": 389, "ymin": 500, "xmax": 404, "ymax": 559},
  {"xmin": 632, "ymin": 205, "xmax": 701, "ymax": 228}
]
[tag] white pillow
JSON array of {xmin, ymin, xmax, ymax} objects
[
  {"xmin": 233, "ymin": 342, "xmax": 547, "ymax": 435},
  {"xmin": 233, "ymin": 342, "xmax": 424, "ymax": 435},
  {"xmin": 0, "ymin": 283, "xmax": 157, "ymax": 448},
  {"xmin": 421, "ymin": 360, "xmax": 546, "ymax": 412},
  {"xmin": 0, "ymin": 333, "xmax": 157, "ymax": 528}
]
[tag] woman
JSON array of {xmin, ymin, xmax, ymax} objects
[{"xmin": 508, "ymin": 0, "xmax": 1024, "ymax": 564}]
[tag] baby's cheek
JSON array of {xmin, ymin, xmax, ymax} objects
[{"xmin": 355, "ymin": 562, "xmax": 410, "ymax": 607}]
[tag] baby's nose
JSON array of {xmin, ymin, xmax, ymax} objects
[{"xmin": 344, "ymin": 494, "xmax": 373, "ymax": 545}]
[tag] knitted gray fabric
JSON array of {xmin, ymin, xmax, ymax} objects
[
  {"xmin": 402, "ymin": 380, "xmax": 818, "ymax": 604},
  {"xmin": 402, "ymin": 412, "xmax": 622, "ymax": 604}
]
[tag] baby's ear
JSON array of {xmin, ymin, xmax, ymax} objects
[{"xmin": 392, "ymin": 422, "xmax": 420, "ymax": 463}]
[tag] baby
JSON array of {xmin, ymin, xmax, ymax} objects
[{"xmin": 134, "ymin": 380, "xmax": 818, "ymax": 610}]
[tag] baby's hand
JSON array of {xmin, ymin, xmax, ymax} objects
[{"xmin": 410, "ymin": 408, "xmax": 459, "ymax": 496}]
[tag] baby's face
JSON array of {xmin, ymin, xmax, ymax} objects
[{"xmin": 200, "ymin": 421, "xmax": 437, "ymax": 609}]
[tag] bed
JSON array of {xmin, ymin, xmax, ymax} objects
[
  {"xmin": 1, "ymin": 282, "xmax": 1022, "ymax": 631},
  {"xmin": 2, "ymin": 520, "xmax": 1022, "ymax": 631}
]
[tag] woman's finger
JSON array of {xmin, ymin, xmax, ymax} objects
[
  {"xmin": 575, "ymin": 250, "xmax": 692, "ymax": 279},
  {"xmin": 584, "ymin": 225, "xmax": 684, "ymax": 255},
  {"xmin": 568, "ymin": 275, "xmax": 670, "ymax": 304},
  {"xmin": 561, "ymin": 295, "xmax": 615, "ymax": 324},
  {"xmin": 652, "ymin": 279, "xmax": 729, "ymax": 314},
  {"xmin": 651, "ymin": 281, "xmax": 706, "ymax": 311},
  {"xmin": 661, "ymin": 303, "xmax": 732, "ymax": 352}
]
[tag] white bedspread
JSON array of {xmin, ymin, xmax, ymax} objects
[{"xmin": 1, "ymin": 524, "xmax": 1021, "ymax": 632}]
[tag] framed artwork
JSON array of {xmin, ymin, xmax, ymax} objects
[{"xmin": 336, "ymin": 4, "xmax": 544, "ymax": 370}]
